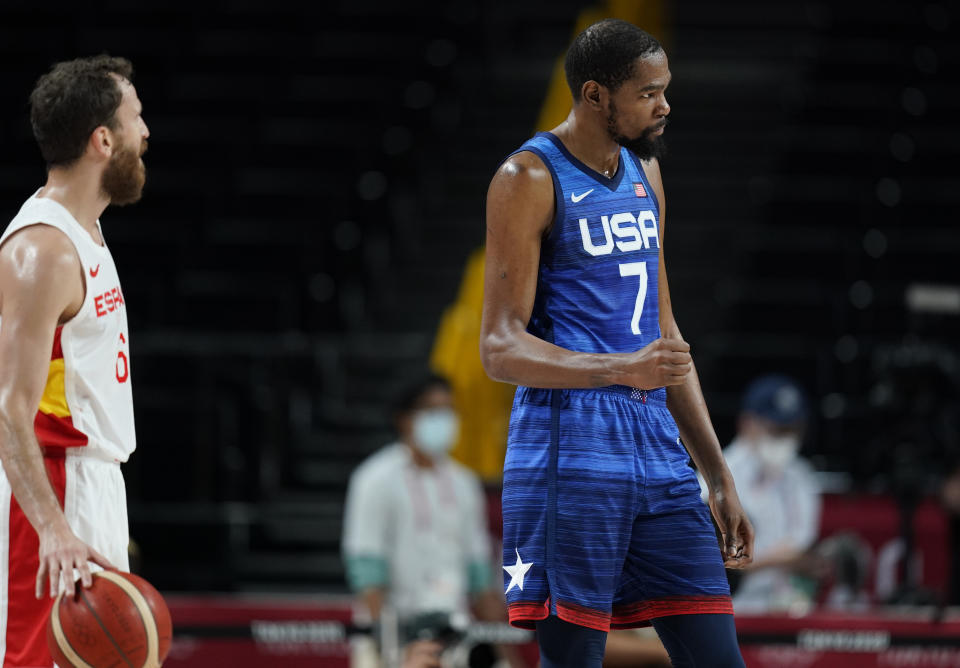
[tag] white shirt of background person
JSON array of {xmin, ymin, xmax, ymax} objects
[{"xmin": 342, "ymin": 381, "xmax": 492, "ymax": 622}]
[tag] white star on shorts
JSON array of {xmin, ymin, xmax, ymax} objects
[{"xmin": 503, "ymin": 548, "xmax": 533, "ymax": 594}]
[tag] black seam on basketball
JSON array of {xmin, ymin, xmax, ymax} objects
[
  {"xmin": 53, "ymin": 604, "xmax": 89, "ymax": 667},
  {"xmin": 79, "ymin": 587, "xmax": 137, "ymax": 668}
]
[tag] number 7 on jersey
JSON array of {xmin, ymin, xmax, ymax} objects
[{"xmin": 619, "ymin": 261, "xmax": 647, "ymax": 336}]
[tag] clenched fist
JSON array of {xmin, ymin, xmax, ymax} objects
[{"xmin": 623, "ymin": 337, "xmax": 692, "ymax": 389}]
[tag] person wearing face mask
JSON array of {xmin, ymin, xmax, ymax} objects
[
  {"xmin": 342, "ymin": 374, "xmax": 525, "ymax": 668},
  {"xmin": 699, "ymin": 374, "xmax": 822, "ymax": 613}
]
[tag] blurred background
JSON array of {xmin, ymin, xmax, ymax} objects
[{"xmin": 1, "ymin": 0, "xmax": 958, "ymax": 665}]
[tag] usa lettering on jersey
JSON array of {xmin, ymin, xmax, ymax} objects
[{"xmin": 578, "ymin": 210, "xmax": 660, "ymax": 256}]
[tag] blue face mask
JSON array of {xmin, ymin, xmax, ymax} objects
[{"xmin": 411, "ymin": 408, "xmax": 459, "ymax": 458}]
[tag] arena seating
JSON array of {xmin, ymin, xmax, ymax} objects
[
  {"xmin": 0, "ymin": 0, "xmax": 955, "ymax": 598},
  {"xmin": 0, "ymin": 1, "xmax": 587, "ymax": 590}
]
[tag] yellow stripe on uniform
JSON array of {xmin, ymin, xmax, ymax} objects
[{"xmin": 37, "ymin": 358, "xmax": 71, "ymax": 418}]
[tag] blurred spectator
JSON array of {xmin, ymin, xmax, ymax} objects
[
  {"xmin": 342, "ymin": 374, "xmax": 524, "ymax": 667},
  {"xmin": 814, "ymin": 532, "xmax": 872, "ymax": 610},
  {"xmin": 701, "ymin": 374, "xmax": 822, "ymax": 613},
  {"xmin": 403, "ymin": 640, "xmax": 445, "ymax": 668}
]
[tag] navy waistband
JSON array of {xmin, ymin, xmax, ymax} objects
[
  {"xmin": 594, "ymin": 385, "xmax": 668, "ymax": 406},
  {"xmin": 518, "ymin": 385, "xmax": 669, "ymax": 406}
]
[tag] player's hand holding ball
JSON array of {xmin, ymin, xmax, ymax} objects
[
  {"xmin": 47, "ymin": 569, "xmax": 172, "ymax": 668},
  {"xmin": 36, "ymin": 521, "xmax": 114, "ymax": 599},
  {"xmin": 626, "ymin": 336, "xmax": 692, "ymax": 388}
]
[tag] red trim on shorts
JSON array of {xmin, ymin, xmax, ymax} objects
[
  {"xmin": 507, "ymin": 595, "xmax": 733, "ymax": 633},
  {"xmin": 4, "ymin": 456, "xmax": 67, "ymax": 668},
  {"xmin": 507, "ymin": 600, "xmax": 550, "ymax": 629},
  {"xmin": 509, "ymin": 598, "xmax": 612, "ymax": 633},
  {"xmin": 611, "ymin": 595, "xmax": 734, "ymax": 629},
  {"xmin": 556, "ymin": 600, "xmax": 613, "ymax": 632}
]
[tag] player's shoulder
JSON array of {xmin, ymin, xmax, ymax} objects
[
  {"xmin": 0, "ymin": 222, "xmax": 79, "ymax": 278},
  {"xmin": 488, "ymin": 151, "xmax": 555, "ymax": 227},
  {"xmin": 492, "ymin": 150, "xmax": 553, "ymax": 190}
]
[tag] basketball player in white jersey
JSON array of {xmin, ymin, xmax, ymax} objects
[{"xmin": 0, "ymin": 55, "xmax": 148, "ymax": 666}]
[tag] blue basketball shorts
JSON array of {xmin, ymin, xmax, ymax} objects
[{"xmin": 501, "ymin": 385, "xmax": 732, "ymax": 632}]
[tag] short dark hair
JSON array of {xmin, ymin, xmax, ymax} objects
[
  {"xmin": 564, "ymin": 19, "xmax": 662, "ymax": 102},
  {"xmin": 391, "ymin": 374, "xmax": 452, "ymax": 419},
  {"xmin": 29, "ymin": 55, "xmax": 134, "ymax": 168}
]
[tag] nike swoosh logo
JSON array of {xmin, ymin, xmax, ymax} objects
[
  {"xmin": 571, "ymin": 189, "xmax": 594, "ymax": 203},
  {"xmin": 89, "ymin": 265, "xmax": 100, "ymax": 278}
]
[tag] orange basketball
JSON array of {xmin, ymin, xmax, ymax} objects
[{"xmin": 47, "ymin": 570, "xmax": 172, "ymax": 668}]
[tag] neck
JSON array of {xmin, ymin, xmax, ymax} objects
[
  {"xmin": 552, "ymin": 108, "xmax": 621, "ymax": 178},
  {"xmin": 38, "ymin": 166, "xmax": 110, "ymax": 240},
  {"xmin": 405, "ymin": 442, "xmax": 436, "ymax": 469}
]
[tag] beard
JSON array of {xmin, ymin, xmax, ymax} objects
[
  {"xmin": 101, "ymin": 138, "xmax": 147, "ymax": 206},
  {"xmin": 607, "ymin": 102, "xmax": 667, "ymax": 161}
]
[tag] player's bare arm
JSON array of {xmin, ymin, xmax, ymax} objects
[
  {"xmin": 480, "ymin": 152, "xmax": 692, "ymax": 390},
  {"xmin": 644, "ymin": 157, "xmax": 755, "ymax": 568},
  {"xmin": 0, "ymin": 226, "xmax": 113, "ymax": 597}
]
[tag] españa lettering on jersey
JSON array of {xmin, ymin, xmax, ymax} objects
[
  {"xmin": 514, "ymin": 132, "xmax": 662, "ymax": 354},
  {"xmin": 94, "ymin": 286, "xmax": 126, "ymax": 317},
  {"xmin": 0, "ymin": 191, "xmax": 136, "ymax": 463}
]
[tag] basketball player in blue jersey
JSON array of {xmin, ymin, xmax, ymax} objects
[{"xmin": 480, "ymin": 19, "xmax": 754, "ymax": 667}]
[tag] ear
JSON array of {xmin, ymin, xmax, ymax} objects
[
  {"xmin": 88, "ymin": 126, "xmax": 114, "ymax": 161},
  {"xmin": 580, "ymin": 80, "xmax": 607, "ymax": 111}
]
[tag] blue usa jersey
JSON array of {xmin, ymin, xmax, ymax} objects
[
  {"xmin": 515, "ymin": 131, "xmax": 661, "ymax": 355},
  {"xmin": 500, "ymin": 133, "xmax": 733, "ymax": 632}
]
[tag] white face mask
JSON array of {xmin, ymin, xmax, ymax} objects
[
  {"xmin": 411, "ymin": 408, "xmax": 459, "ymax": 458},
  {"xmin": 755, "ymin": 434, "xmax": 800, "ymax": 472}
]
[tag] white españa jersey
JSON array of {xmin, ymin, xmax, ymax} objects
[{"xmin": 0, "ymin": 191, "xmax": 135, "ymax": 462}]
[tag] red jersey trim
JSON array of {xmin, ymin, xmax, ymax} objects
[
  {"xmin": 34, "ymin": 411, "xmax": 88, "ymax": 448},
  {"xmin": 35, "ymin": 325, "xmax": 88, "ymax": 450},
  {"xmin": 51, "ymin": 325, "xmax": 64, "ymax": 360}
]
